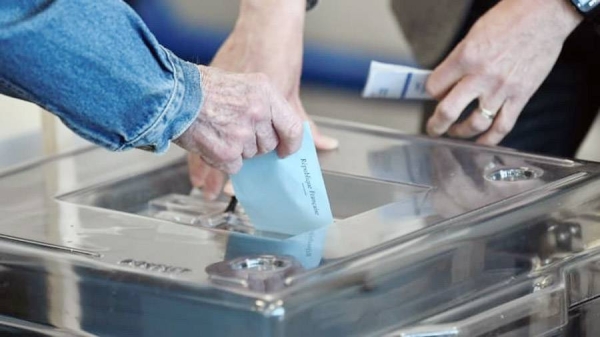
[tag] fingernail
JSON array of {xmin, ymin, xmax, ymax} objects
[
  {"xmin": 316, "ymin": 135, "xmax": 339, "ymax": 150},
  {"xmin": 223, "ymin": 181, "xmax": 235, "ymax": 196},
  {"xmin": 426, "ymin": 122, "xmax": 441, "ymax": 137}
]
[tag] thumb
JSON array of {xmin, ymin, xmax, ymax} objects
[
  {"xmin": 295, "ymin": 100, "xmax": 338, "ymax": 150},
  {"xmin": 310, "ymin": 121, "xmax": 339, "ymax": 151}
]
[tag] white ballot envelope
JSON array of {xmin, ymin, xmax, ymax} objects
[{"xmin": 362, "ymin": 61, "xmax": 434, "ymax": 100}]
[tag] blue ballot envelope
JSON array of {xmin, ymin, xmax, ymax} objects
[{"xmin": 231, "ymin": 122, "xmax": 334, "ymax": 236}]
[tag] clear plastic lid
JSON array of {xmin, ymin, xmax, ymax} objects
[{"xmin": 1, "ymin": 117, "xmax": 600, "ymax": 336}]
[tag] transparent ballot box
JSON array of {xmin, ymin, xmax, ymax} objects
[{"xmin": 3, "ymin": 117, "xmax": 600, "ymax": 336}]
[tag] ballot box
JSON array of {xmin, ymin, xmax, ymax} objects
[{"xmin": 2, "ymin": 117, "xmax": 600, "ymax": 336}]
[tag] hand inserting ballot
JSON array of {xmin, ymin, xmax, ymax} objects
[
  {"xmin": 175, "ymin": 65, "xmax": 304, "ymax": 175},
  {"xmin": 187, "ymin": 0, "xmax": 338, "ymax": 200}
]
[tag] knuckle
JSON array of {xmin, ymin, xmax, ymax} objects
[
  {"xmin": 495, "ymin": 72, "xmax": 515, "ymax": 90},
  {"xmin": 243, "ymin": 143, "xmax": 258, "ymax": 158},
  {"xmin": 285, "ymin": 118, "xmax": 304, "ymax": 139},
  {"xmin": 260, "ymin": 137, "xmax": 278, "ymax": 153},
  {"xmin": 241, "ymin": 130, "xmax": 254, "ymax": 143},
  {"xmin": 199, "ymin": 154, "xmax": 218, "ymax": 169},
  {"xmin": 216, "ymin": 148, "xmax": 239, "ymax": 163},
  {"xmin": 457, "ymin": 42, "xmax": 481, "ymax": 69},
  {"xmin": 256, "ymin": 125, "xmax": 279, "ymax": 153},
  {"xmin": 245, "ymin": 149, "xmax": 258, "ymax": 158},
  {"xmin": 481, "ymin": 65, "xmax": 501, "ymax": 81},
  {"xmin": 437, "ymin": 102, "xmax": 457, "ymax": 121},
  {"xmin": 426, "ymin": 118, "xmax": 443, "ymax": 136},
  {"xmin": 263, "ymin": 143, "xmax": 277, "ymax": 154},
  {"xmin": 425, "ymin": 80, "xmax": 439, "ymax": 98},
  {"xmin": 244, "ymin": 87, "xmax": 262, "ymax": 104},
  {"xmin": 223, "ymin": 158, "xmax": 243, "ymax": 174},
  {"xmin": 470, "ymin": 121, "xmax": 488, "ymax": 133},
  {"xmin": 494, "ymin": 122, "xmax": 513, "ymax": 136},
  {"xmin": 231, "ymin": 127, "xmax": 253, "ymax": 142},
  {"xmin": 218, "ymin": 163, "xmax": 234, "ymax": 175},
  {"xmin": 246, "ymin": 104, "xmax": 264, "ymax": 121}
]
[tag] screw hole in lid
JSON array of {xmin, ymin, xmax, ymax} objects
[
  {"xmin": 485, "ymin": 167, "xmax": 542, "ymax": 182},
  {"xmin": 231, "ymin": 256, "xmax": 289, "ymax": 272}
]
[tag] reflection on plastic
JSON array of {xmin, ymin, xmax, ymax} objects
[
  {"xmin": 225, "ymin": 226, "xmax": 329, "ymax": 269},
  {"xmin": 206, "ymin": 254, "xmax": 305, "ymax": 293},
  {"xmin": 206, "ymin": 225, "xmax": 328, "ymax": 292},
  {"xmin": 231, "ymin": 122, "xmax": 334, "ymax": 236}
]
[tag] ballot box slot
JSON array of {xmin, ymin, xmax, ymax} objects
[
  {"xmin": 484, "ymin": 166, "xmax": 543, "ymax": 182},
  {"xmin": 58, "ymin": 160, "xmax": 430, "ymax": 236}
]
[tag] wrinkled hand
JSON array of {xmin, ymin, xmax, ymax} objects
[
  {"xmin": 425, "ymin": 0, "xmax": 581, "ymax": 145},
  {"xmin": 188, "ymin": 0, "xmax": 338, "ymax": 199},
  {"xmin": 175, "ymin": 65, "xmax": 303, "ymax": 175}
]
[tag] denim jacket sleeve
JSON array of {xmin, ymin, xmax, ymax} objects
[{"xmin": 0, "ymin": 0, "xmax": 202, "ymax": 153}]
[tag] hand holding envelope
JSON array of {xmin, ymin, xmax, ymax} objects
[
  {"xmin": 225, "ymin": 122, "xmax": 333, "ymax": 268},
  {"xmin": 231, "ymin": 122, "xmax": 334, "ymax": 236}
]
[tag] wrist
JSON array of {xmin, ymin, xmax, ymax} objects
[
  {"xmin": 559, "ymin": 0, "xmax": 584, "ymax": 28},
  {"xmin": 545, "ymin": 0, "xmax": 584, "ymax": 38},
  {"xmin": 239, "ymin": 0, "xmax": 305, "ymax": 21},
  {"xmin": 234, "ymin": 0, "xmax": 305, "ymax": 42}
]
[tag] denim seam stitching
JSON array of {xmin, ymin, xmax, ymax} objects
[
  {"xmin": 170, "ymin": 61, "xmax": 201, "ymax": 141},
  {"xmin": 118, "ymin": 48, "xmax": 181, "ymax": 151},
  {"xmin": 0, "ymin": 76, "xmax": 42, "ymax": 107}
]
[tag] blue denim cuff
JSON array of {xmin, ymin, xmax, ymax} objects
[{"xmin": 118, "ymin": 49, "xmax": 202, "ymax": 153}]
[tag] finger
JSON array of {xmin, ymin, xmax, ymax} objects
[
  {"xmin": 476, "ymin": 97, "xmax": 526, "ymax": 145},
  {"xmin": 448, "ymin": 94, "xmax": 506, "ymax": 139},
  {"xmin": 426, "ymin": 44, "xmax": 468, "ymax": 99},
  {"xmin": 223, "ymin": 180, "xmax": 235, "ymax": 196},
  {"xmin": 426, "ymin": 77, "xmax": 481, "ymax": 137},
  {"xmin": 269, "ymin": 91, "xmax": 304, "ymax": 157},
  {"xmin": 312, "ymin": 123, "xmax": 339, "ymax": 151},
  {"xmin": 219, "ymin": 157, "xmax": 243, "ymax": 175},
  {"xmin": 255, "ymin": 121, "xmax": 278, "ymax": 154},
  {"xmin": 242, "ymin": 135, "xmax": 258, "ymax": 159},
  {"xmin": 275, "ymin": 118, "xmax": 303, "ymax": 157},
  {"xmin": 203, "ymin": 168, "xmax": 226, "ymax": 201},
  {"xmin": 188, "ymin": 154, "xmax": 210, "ymax": 188},
  {"xmin": 199, "ymin": 137, "xmax": 243, "ymax": 174}
]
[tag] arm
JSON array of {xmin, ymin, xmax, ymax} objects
[
  {"xmin": 0, "ymin": 0, "xmax": 198, "ymax": 152},
  {"xmin": 425, "ymin": 0, "xmax": 582, "ymax": 145},
  {"xmin": 0, "ymin": 0, "xmax": 302, "ymax": 173},
  {"xmin": 216, "ymin": 0, "xmax": 337, "ymax": 149}
]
